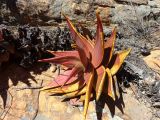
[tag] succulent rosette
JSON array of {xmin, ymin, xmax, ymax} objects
[{"xmin": 39, "ymin": 12, "xmax": 131, "ymax": 119}]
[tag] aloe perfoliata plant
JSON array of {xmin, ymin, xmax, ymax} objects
[{"xmin": 39, "ymin": 12, "xmax": 131, "ymax": 119}]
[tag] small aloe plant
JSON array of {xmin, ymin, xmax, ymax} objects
[{"xmin": 39, "ymin": 12, "xmax": 131, "ymax": 119}]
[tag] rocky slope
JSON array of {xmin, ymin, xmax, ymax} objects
[
  {"xmin": 0, "ymin": 0, "xmax": 160, "ymax": 120},
  {"xmin": 0, "ymin": 0, "xmax": 159, "ymax": 25}
]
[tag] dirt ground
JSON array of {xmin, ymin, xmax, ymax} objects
[{"xmin": 0, "ymin": 63, "xmax": 156, "ymax": 120}]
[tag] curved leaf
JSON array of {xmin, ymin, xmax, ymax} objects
[
  {"xmin": 79, "ymin": 93, "xmax": 93, "ymax": 102},
  {"xmin": 105, "ymin": 68, "xmax": 115, "ymax": 100},
  {"xmin": 61, "ymin": 63, "xmax": 85, "ymax": 86},
  {"xmin": 47, "ymin": 50, "xmax": 80, "ymax": 58},
  {"xmin": 47, "ymin": 69, "xmax": 78, "ymax": 88},
  {"xmin": 95, "ymin": 66, "xmax": 106, "ymax": 101},
  {"xmin": 83, "ymin": 69, "xmax": 94, "ymax": 119},
  {"xmin": 80, "ymin": 63, "xmax": 95, "ymax": 84},
  {"xmin": 103, "ymin": 27, "xmax": 116, "ymax": 66},
  {"xmin": 62, "ymin": 86, "xmax": 86, "ymax": 99},
  {"xmin": 41, "ymin": 78, "xmax": 85, "ymax": 94},
  {"xmin": 91, "ymin": 12, "xmax": 104, "ymax": 68},
  {"xmin": 38, "ymin": 56, "xmax": 81, "ymax": 68},
  {"xmin": 109, "ymin": 48, "xmax": 131, "ymax": 75}
]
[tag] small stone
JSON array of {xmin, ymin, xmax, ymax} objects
[
  {"xmin": 141, "ymin": 47, "xmax": 150, "ymax": 56},
  {"xmin": 94, "ymin": 0, "xmax": 115, "ymax": 7},
  {"xmin": 142, "ymin": 91, "xmax": 145, "ymax": 94}
]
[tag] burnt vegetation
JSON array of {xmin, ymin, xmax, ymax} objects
[{"xmin": 0, "ymin": 25, "xmax": 73, "ymax": 68}]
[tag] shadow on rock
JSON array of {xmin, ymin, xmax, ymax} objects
[
  {"xmin": 0, "ymin": 62, "xmax": 49, "ymax": 108},
  {"xmin": 95, "ymin": 82, "xmax": 124, "ymax": 120}
]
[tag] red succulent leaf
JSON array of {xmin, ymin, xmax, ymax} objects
[
  {"xmin": 95, "ymin": 66, "xmax": 106, "ymax": 100},
  {"xmin": 61, "ymin": 63, "xmax": 85, "ymax": 86},
  {"xmin": 91, "ymin": 12, "xmax": 104, "ymax": 68},
  {"xmin": 83, "ymin": 71, "xmax": 93, "ymax": 84},
  {"xmin": 109, "ymin": 48, "xmax": 131, "ymax": 75},
  {"xmin": 48, "ymin": 69, "xmax": 78, "ymax": 88},
  {"xmin": 103, "ymin": 27, "xmax": 116, "ymax": 66},
  {"xmin": 63, "ymin": 14, "xmax": 94, "ymax": 67},
  {"xmin": 83, "ymin": 63, "xmax": 95, "ymax": 83},
  {"xmin": 38, "ymin": 56, "xmax": 81, "ymax": 68},
  {"xmin": 47, "ymin": 50, "xmax": 80, "ymax": 58}
]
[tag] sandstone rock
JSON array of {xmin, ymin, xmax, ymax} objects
[
  {"xmin": 61, "ymin": 0, "xmax": 75, "ymax": 17},
  {"xmin": 148, "ymin": 0, "xmax": 160, "ymax": 8},
  {"xmin": 94, "ymin": 0, "xmax": 115, "ymax": 7},
  {"xmin": 116, "ymin": 0, "xmax": 148, "ymax": 5},
  {"xmin": 120, "ymin": 89, "xmax": 152, "ymax": 120},
  {"xmin": 111, "ymin": 5, "xmax": 137, "ymax": 23},
  {"xmin": 77, "ymin": 2, "xmax": 90, "ymax": 14},
  {"xmin": 0, "ymin": 0, "xmax": 159, "ymax": 26},
  {"xmin": 143, "ymin": 50, "xmax": 160, "ymax": 73},
  {"xmin": 61, "ymin": 0, "xmax": 90, "ymax": 16},
  {"xmin": 16, "ymin": 0, "xmax": 50, "ymax": 15},
  {"xmin": 96, "ymin": 7, "xmax": 110, "ymax": 25},
  {"xmin": 136, "ymin": 5, "xmax": 151, "ymax": 18},
  {"xmin": 47, "ymin": 0, "xmax": 63, "ymax": 20},
  {"xmin": 111, "ymin": 4, "xmax": 151, "ymax": 23},
  {"xmin": 16, "ymin": 0, "xmax": 51, "ymax": 24},
  {"xmin": 0, "ymin": 63, "xmax": 153, "ymax": 120}
]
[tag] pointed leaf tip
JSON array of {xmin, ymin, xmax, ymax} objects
[
  {"xmin": 109, "ymin": 48, "xmax": 131, "ymax": 75},
  {"xmin": 41, "ymin": 79, "xmax": 85, "ymax": 94},
  {"xmin": 103, "ymin": 27, "xmax": 117, "ymax": 66},
  {"xmin": 91, "ymin": 12, "xmax": 104, "ymax": 68}
]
